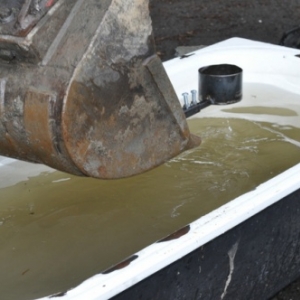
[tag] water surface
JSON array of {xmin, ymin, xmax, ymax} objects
[{"xmin": 0, "ymin": 111, "xmax": 300, "ymax": 299}]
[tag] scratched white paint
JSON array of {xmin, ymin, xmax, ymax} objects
[{"xmin": 221, "ymin": 241, "xmax": 239, "ymax": 299}]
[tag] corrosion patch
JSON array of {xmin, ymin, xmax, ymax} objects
[
  {"xmin": 102, "ymin": 255, "xmax": 139, "ymax": 275},
  {"xmin": 158, "ymin": 225, "xmax": 191, "ymax": 243}
]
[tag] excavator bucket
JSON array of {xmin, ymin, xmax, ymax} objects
[{"xmin": 0, "ymin": 0, "xmax": 200, "ymax": 179}]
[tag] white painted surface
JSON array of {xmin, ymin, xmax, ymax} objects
[
  {"xmin": 0, "ymin": 157, "xmax": 54, "ymax": 189},
  {"xmin": 0, "ymin": 38, "xmax": 300, "ymax": 299}
]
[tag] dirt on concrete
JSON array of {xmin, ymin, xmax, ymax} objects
[
  {"xmin": 149, "ymin": 0, "xmax": 300, "ymax": 61},
  {"xmin": 149, "ymin": 1, "xmax": 300, "ymax": 299}
]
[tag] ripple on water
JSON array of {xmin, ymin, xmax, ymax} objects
[{"xmin": 0, "ymin": 117, "xmax": 300, "ymax": 300}]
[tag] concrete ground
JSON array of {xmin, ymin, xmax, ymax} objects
[
  {"xmin": 150, "ymin": 0, "xmax": 300, "ymax": 61},
  {"xmin": 149, "ymin": 0, "xmax": 300, "ymax": 299}
]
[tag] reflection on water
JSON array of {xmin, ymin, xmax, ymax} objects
[
  {"xmin": 222, "ymin": 106, "xmax": 298, "ymax": 116},
  {"xmin": 0, "ymin": 116, "xmax": 300, "ymax": 299}
]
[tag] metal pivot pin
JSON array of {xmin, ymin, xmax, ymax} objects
[
  {"xmin": 191, "ymin": 90, "xmax": 197, "ymax": 105},
  {"xmin": 182, "ymin": 92, "xmax": 190, "ymax": 109}
]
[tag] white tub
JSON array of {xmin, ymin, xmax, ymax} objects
[{"xmin": 1, "ymin": 38, "xmax": 300, "ymax": 300}]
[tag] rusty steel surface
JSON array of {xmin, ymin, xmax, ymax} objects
[
  {"xmin": 0, "ymin": 0, "xmax": 57, "ymax": 37},
  {"xmin": 0, "ymin": 0, "xmax": 200, "ymax": 179}
]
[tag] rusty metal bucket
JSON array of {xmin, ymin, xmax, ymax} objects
[{"xmin": 0, "ymin": 0, "xmax": 199, "ymax": 179}]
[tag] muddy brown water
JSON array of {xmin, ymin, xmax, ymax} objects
[{"xmin": 0, "ymin": 92, "xmax": 300, "ymax": 299}]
